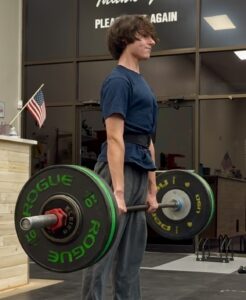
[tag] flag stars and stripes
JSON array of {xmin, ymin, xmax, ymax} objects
[{"xmin": 27, "ymin": 90, "xmax": 46, "ymax": 128}]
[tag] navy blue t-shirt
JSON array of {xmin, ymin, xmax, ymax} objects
[{"xmin": 97, "ymin": 65, "xmax": 158, "ymax": 170}]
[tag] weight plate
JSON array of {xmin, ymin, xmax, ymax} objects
[
  {"xmin": 15, "ymin": 165, "xmax": 118, "ymax": 273},
  {"xmin": 147, "ymin": 170, "xmax": 215, "ymax": 240}
]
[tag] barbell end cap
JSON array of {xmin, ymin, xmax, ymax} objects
[{"xmin": 20, "ymin": 218, "xmax": 32, "ymax": 231}]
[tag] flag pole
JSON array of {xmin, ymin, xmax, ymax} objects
[{"xmin": 9, "ymin": 83, "xmax": 44, "ymax": 126}]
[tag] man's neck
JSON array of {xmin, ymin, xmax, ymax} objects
[{"xmin": 118, "ymin": 54, "xmax": 140, "ymax": 74}]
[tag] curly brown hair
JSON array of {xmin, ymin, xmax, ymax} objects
[{"xmin": 107, "ymin": 15, "xmax": 159, "ymax": 60}]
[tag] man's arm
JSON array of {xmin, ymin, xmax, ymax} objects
[
  {"xmin": 146, "ymin": 140, "xmax": 159, "ymax": 212},
  {"xmin": 105, "ymin": 114, "xmax": 127, "ymax": 214}
]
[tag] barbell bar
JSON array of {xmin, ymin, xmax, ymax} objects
[
  {"xmin": 14, "ymin": 165, "xmax": 215, "ymax": 273},
  {"xmin": 19, "ymin": 199, "xmax": 182, "ymax": 231}
]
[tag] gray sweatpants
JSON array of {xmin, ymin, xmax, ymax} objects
[{"xmin": 81, "ymin": 162, "xmax": 148, "ymax": 300}]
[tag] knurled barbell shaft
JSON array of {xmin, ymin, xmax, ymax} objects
[
  {"xmin": 19, "ymin": 201, "xmax": 180, "ymax": 231},
  {"xmin": 127, "ymin": 202, "xmax": 179, "ymax": 212}
]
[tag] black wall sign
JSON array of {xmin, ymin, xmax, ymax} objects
[{"xmin": 79, "ymin": 0, "xmax": 196, "ymax": 57}]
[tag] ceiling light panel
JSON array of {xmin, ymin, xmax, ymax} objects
[{"xmin": 204, "ymin": 14, "xmax": 236, "ymax": 31}]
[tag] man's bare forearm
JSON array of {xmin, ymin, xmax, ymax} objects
[
  {"xmin": 148, "ymin": 140, "xmax": 157, "ymax": 195},
  {"xmin": 107, "ymin": 136, "xmax": 125, "ymax": 195}
]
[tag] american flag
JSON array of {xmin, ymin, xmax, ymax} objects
[{"xmin": 27, "ymin": 90, "xmax": 46, "ymax": 128}]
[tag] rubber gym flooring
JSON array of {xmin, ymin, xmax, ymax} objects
[{"xmin": 1, "ymin": 251, "xmax": 246, "ymax": 300}]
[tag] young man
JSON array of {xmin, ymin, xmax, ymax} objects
[{"xmin": 81, "ymin": 14, "xmax": 159, "ymax": 300}]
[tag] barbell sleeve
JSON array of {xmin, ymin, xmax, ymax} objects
[{"xmin": 20, "ymin": 214, "xmax": 58, "ymax": 231}]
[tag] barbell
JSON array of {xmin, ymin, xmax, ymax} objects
[{"xmin": 14, "ymin": 165, "xmax": 215, "ymax": 273}]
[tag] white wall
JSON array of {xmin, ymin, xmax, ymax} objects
[{"xmin": 0, "ymin": 0, "xmax": 22, "ymax": 135}]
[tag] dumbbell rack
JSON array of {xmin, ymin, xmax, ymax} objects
[{"xmin": 196, "ymin": 234, "xmax": 234, "ymax": 263}]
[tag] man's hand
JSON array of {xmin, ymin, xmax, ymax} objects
[
  {"xmin": 114, "ymin": 190, "xmax": 127, "ymax": 214},
  {"xmin": 146, "ymin": 191, "xmax": 159, "ymax": 213}
]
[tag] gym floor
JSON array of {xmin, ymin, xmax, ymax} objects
[{"xmin": 1, "ymin": 251, "xmax": 246, "ymax": 300}]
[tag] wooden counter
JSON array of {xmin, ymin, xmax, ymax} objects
[
  {"xmin": 0, "ymin": 135, "xmax": 37, "ymax": 291},
  {"xmin": 201, "ymin": 175, "xmax": 246, "ymax": 239}
]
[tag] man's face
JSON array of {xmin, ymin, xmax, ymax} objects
[{"xmin": 127, "ymin": 33, "xmax": 156, "ymax": 60}]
